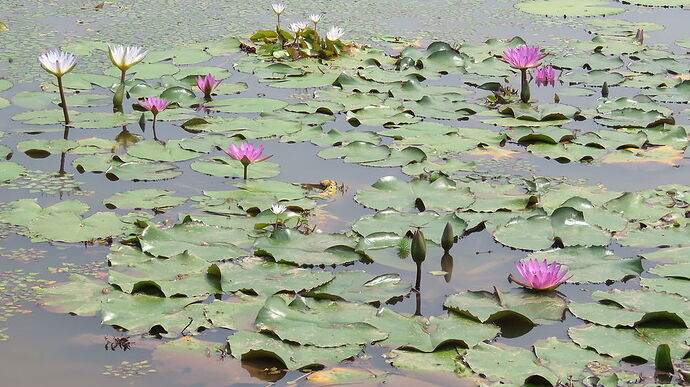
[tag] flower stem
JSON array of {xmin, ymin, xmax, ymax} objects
[
  {"xmin": 520, "ymin": 68, "xmax": 530, "ymax": 103},
  {"xmin": 152, "ymin": 116, "xmax": 158, "ymax": 141},
  {"xmin": 120, "ymin": 69, "xmax": 126, "ymax": 84},
  {"xmin": 57, "ymin": 75, "xmax": 70, "ymax": 124},
  {"xmin": 243, "ymin": 164, "xmax": 248, "ymax": 180}
]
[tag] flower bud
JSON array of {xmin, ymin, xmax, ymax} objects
[
  {"xmin": 441, "ymin": 222, "xmax": 454, "ymax": 251},
  {"xmin": 411, "ymin": 230, "xmax": 426, "ymax": 264}
]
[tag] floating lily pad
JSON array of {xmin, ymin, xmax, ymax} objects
[
  {"xmin": 254, "ymin": 229, "xmax": 362, "ymax": 266},
  {"xmin": 307, "ymin": 270, "xmax": 411, "ymax": 304},
  {"xmin": 139, "ymin": 222, "xmax": 247, "ymax": 261},
  {"xmin": 103, "ymin": 189, "xmax": 187, "ymax": 210},
  {"xmin": 354, "ymin": 176, "xmax": 474, "ymax": 211},
  {"xmin": 526, "ymin": 247, "xmax": 641, "ymax": 284}
]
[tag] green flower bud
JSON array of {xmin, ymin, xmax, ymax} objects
[{"xmin": 411, "ymin": 230, "xmax": 427, "ymax": 264}]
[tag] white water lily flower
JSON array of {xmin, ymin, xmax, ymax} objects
[
  {"xmin": 289, "ymin": 21, "xmax": 307, "ymax": 33},
  {"xmin": 108, "ymin": 44, "xmax": 148, "ymax": 71},
  {"xmin": 271, "ymin": 204, "xmax": 287, "ymax": 215},
  {"xmin": 38, "ymin": 49, "xmax": 77, "ymax": 77},
  {"xmin": 326, "ymin": 26, "xmax": 344, "ymax": 41},
  {"xmin": 309, "ymin": 13, "xmax": 322, "ymax": 24},
  {"xmin": 271, "ymin": 3, "xmax": 285, "ymax": 15}
]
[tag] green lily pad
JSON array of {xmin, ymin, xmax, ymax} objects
[
  {"xmin": 254, "ymin": 295, "xmax": 386, "ymax": 347},
  {"xmin": 139, "ymin": 222, "xmax": 247, "ymax": 261},
  {"xmin": 254, "ymin": 229, "xmax": 362, "ymax": 266},
  {"xmin": 352, "ymin": 209, "xmax": 467, "ymax": 244},
  {"xmin": 354, "ymin": 176, "xmax": 474, "ymax": 211},
  {"xmin": 28, "ymin": 211, "xmax": 126, "ymax": 243},
  {"xmin": 227, "ymin": 331, "xmax": 361, "ymax": 370},
  {"xmin": 126, "ymin": 140, "xmax": 202, "ymax": 162},
  {"xmin": 464, "ymin": 342, "xmax": 558, "ymax": 386},
  {"xmin": 515, "ymin": 0, "xmax": 625, "ymax": 17},
  {"xmin": 307, "ymin": 270, "xmax": 411, "ymax": 304},
  {"xmin": 190, "ymin": 156, "xmax": 280, "ymax": 179},
  {"xmin": 216, "ymin": 257, "xmax": 334, "ymax": 295},
  {"xmin": 0, "ymin": 162, "xmax": 25, "ymax": 182},
  {"xmin": 569, "ymin": 324, "xmax": 690, "ymax": 360},
  {"xmin": 444, "ymin": 288, "xmax": 567, "ymax": 325},
  {"xmin": 526, "ymin": 247, "xmax": 642, "ymax": 284},
  {"xmin": 206, "ymin": 97, "xmax": 288, "ymax": 113},
  {"xmin": 105, "ymin": 161, "xmax": 182, "ymax": 181},
  {"xmin": 103, "ymin": 189, "xmax": 187, "ymax": 210}
]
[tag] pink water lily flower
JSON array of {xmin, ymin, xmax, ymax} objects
[
  {"xmin": 138, "ymin": 97, "xmax": 170, "ymax": 116},
  {"xmin": 196, "ymin": 74, "xmax": 222, "ymax": 97},
  {"xmin": 222, "ymin": 142, "xmax": 273, "ymax": 179},
  {"xmin": 502, "ymin": 45, "xmax": 547, "ymax": 70},
  {"xmin": 534, "ymin": 65, "xmax": 556, "ymax": 87},
  {"xmin": 510, "ymin": 258, "xmax": 572, "ymax": 291}
]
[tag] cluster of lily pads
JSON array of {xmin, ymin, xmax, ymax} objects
[{"xmin": 0, "ymin": 4, "xmax": 688, "ymax": 385}]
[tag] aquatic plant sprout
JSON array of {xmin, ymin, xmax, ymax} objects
[
  {"xmin": 510, "ymin": 259, "xmax": 571, "ymax": 291},
  {"xmin": 534, "ymin": 65, "xmax": 556, "ymax": 87},
  {"xmin": 38, "ymin": 48, "xmax": 76, "ymax": 124},
  {"xmin": 196, "ymin": 74, "xmax": 222, "ymax": 98},
  {"xmin": 221, "ymin": 142, "xmax": 273, "ymax": 179},
  {"xmin": 108, "ymin": 44, "xmax": 147, "ymax": 82},
  {"xmin": 326, "ymin": 26, "xmax": 344, "ymax": 41},
  {"xmin": 501, "ymin": 45, "xmax": 547, "ymax": 103},
  {"xmin": 635, "ymin": 29, "xmax": 644, "ymax": 45}
]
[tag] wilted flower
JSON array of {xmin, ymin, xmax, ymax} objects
[
  {"xmin": 635, "ymin": 29, "xmax": 644, "ymax": 45},
  {"xmin": 510, "ymin": 258, "xmax": 571, "ymax": 291},
  {"xmin": 289, "ymin": 21, "xmax": 307, "ymax": 34},
  {"xmin": 326, "ymin": 26, "xmax": 344, "ymax": 41},
  {"xmin": 534, "ymin": 65, "xmax": 556, "ymax": 87},
  {"xmin": 108, "ymin": 44, "xmax": 147, "ymax": 73},
  {"xmin": 271, "ymin": 3, "xmax": 286, "ymax": 15},
  {"xmin": 309, "ymin": 13, "xmax": 322, "ymax": 24},
  {"xmin": 38, "ymin": 49, "xmax": 77, "ymax": 77},
  {"xmin": 501, "ymin": 45, "xmax": 547, "ymax": 70},
  {"xmin": 221, "ymin": 142, "xmax": 273, "ymax": 179},
  {"xmin": 196, "ymin": 74, "xmax": 222, "ymax": 98},
  {"xmin": 271, "ymin": 204, "xmax": 287, "ymax": 215},
  {"xmin": 138, "ymin": 97, "xmax": 170, "ymax": 116}
]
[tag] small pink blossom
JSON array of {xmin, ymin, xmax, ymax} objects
[
  {"xmin": 534, "ymin": 65, "xmax": 556, "ymax": 87},
  {"xmin": 138, "ymin": 97, "xmax": 170, "ymax": 116},
  {"xmin": 222, "ymin": 142, "xmax": 272, "ymax": 165},
  {"xmin": 510, "ymin": 258, "xmax": 572, "ymax": 291},
  {"xmin": 502, "ymin": 45, "xmax": 547, "ymax": 69},
  {"xmin": 196, "ymin": 74, "xmax": 222, "ymax": 96}
]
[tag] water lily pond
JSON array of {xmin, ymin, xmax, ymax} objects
[{"xmin": 1, "ymin": 0, "xmax": 689, "ymax": 386}]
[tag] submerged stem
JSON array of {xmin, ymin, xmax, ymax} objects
[{"xmin": 57, "ymin": 76, "xmax": 70, "ymax": 124}]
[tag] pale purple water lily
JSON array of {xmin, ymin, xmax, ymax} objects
[
  {"xmin": 534, "ymin": 65, "xmax": 556, "ymax": 87},
  {"xmin": 138, "ymin": 97, "xmax": 170, "ymax": 116},
  {"xmin": 509, "ymin": 258, "xmax": 572, "ymax": 291},
  {"xmin": 221, "ymin": 142, "xmax": 273, "ymax": 179},
  {"xmin": 38, "ymin": 48, "xmax": 77, "ymax": 77},
  {"xmin": 196, "ymin": 74, "xmax": 222, "ymax": 97},
  {"xmin": 501, "ymin": 45, "xmax": 547, "ymax": 70},
  {"xmin": 326, "ymin": 26, "xmax": 344, "ymax": 41},
  {"xmin": 39, "ymin": 48, "xmax": 77, "ymax": 124}
]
